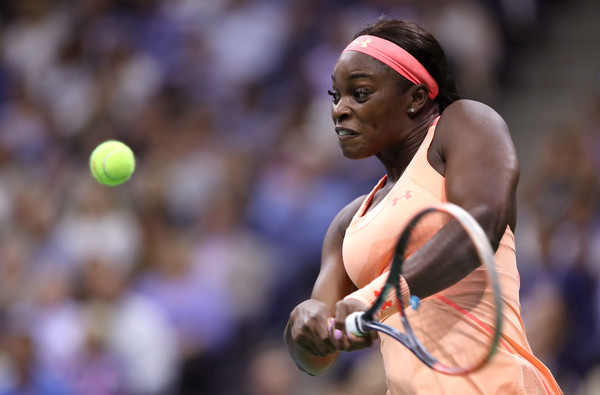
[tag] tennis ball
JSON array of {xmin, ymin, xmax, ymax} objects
[{"xmin": 89, "ymin": 140, "xmax": 135, "ymax": 186}]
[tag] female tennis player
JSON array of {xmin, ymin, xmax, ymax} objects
[{"xmin": 284, "ymin": 18, "xmax": 562, "ymax": 394}]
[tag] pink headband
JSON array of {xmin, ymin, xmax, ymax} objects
[{"xmin": 343, "ymin": 35, "xmax": 439, "ymax": 99}]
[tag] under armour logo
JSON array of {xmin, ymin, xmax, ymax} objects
[
  {"xmin": 392, "ymin": 190, "xmax": 412, "ymax": 206},
  {"xmin": 353, "ymin": 37, "xmax": 372, "ymax": 48},
  {"xmin": 374, "ymin": 290, "xmax": 393, "ymax": 311}
]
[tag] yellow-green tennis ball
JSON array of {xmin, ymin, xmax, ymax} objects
[{"xmin": 89, "ymin": 140, "xmax": 135, "ymax": 186}]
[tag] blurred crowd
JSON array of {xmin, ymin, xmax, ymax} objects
[
  {"xmin": 0, "ymin": 0, "xmax": 596, "ymax": 394},
  {"xmin": 517, "ymin": 90, "xmax": 600, "ymax": 395}
]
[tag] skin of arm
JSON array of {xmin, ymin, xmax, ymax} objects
[{"xmin": 284, "ymin": 196, "xmax": 374, "ymax": 375}]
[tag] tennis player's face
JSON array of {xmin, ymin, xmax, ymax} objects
[{"xmin": 330, "ymin": 51, "xmax": 409, "ymax": 159}]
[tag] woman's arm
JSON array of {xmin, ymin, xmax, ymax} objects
[
  {"xmin": 284, "ymin": 197, "xmax": 363, "ymax": 375},
  {"xmin": 402, "ymin": 99, "xmax": 520, "ymax": 298}
]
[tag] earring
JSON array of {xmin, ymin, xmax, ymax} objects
[{"xmin": 408, "ymin": 107, "xmax": 415, "ymax": 114}]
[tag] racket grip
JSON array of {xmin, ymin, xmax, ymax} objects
[{"xmin": 345, "ymin": 312, "xmax": 368, "ymax": 336}]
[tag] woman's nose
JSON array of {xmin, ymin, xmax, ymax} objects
[{"xmin": 331, "ymin": 98, "xmax": 351, "ymax": 123}]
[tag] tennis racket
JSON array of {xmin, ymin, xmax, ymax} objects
[{"xmin": 345, "ymin": 202, "xmax": 503, "ymax": 375}]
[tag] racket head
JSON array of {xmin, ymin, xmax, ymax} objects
[{"xmin": 363, "ymin": 203, "xmax": 503, "ymax": 375}]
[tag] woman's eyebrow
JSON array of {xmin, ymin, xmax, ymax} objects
[{"xmin": 331, "ymin": 72, "xmax": 375, "ymax": 82}]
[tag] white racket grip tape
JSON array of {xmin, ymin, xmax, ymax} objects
[{"xmin": 345, "ymin": 311, "xmax": 368, "ymax": 336}]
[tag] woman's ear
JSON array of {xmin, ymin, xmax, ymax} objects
[{"xmin": 407, "ymin": 84, "xmax": 429, "ymax": 115}]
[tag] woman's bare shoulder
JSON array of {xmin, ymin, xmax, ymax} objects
[{"xmin": 438, "ymin": 99, "xmax": 510, "ymax": 138}]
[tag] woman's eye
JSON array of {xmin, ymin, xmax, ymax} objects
[
  {"xmin": 327, "ymin": 89, "xmax": 340, "ymax": 104},
  {"xmin": 353, "ymin": 89, "xmax": 369, "ymax": 101}
]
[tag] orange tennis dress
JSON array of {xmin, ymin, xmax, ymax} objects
[{"xmin": 342, "ymin": 119, "xmax": 562, "ymax": 394}]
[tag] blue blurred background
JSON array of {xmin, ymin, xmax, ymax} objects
[{"xmin": 0, "ymin": 0, "xmax": 599, "ymax": 394}]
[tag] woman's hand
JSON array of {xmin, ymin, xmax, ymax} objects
[
  {"xmin": 287, "ymin": 299, "xmax": 338, "ymax": 357},
  {"xmin": 329, "ymin": 298, "xmax": 378, "ymax": 352}
]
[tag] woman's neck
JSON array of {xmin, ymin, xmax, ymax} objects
[{"xmin": 377, "ymin": 109, "xmax": 439, "ymax": 181}]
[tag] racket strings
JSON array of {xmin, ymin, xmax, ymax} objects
[
  {"xmin": 401, "ymin": 209, "xmax": 500, "ymax": 373},
  {"xmin": 408, "ymin": 298, "xmax": 496, "ymax": 369}
]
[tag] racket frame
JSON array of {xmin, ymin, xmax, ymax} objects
[{"xmin": 345, "ymin": 203, "xmax": 503, "ymax": 375}]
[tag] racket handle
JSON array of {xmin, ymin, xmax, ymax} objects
[{"xmin": 345, "ymin": 311, "xmax": 368, "ymax": 336}]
